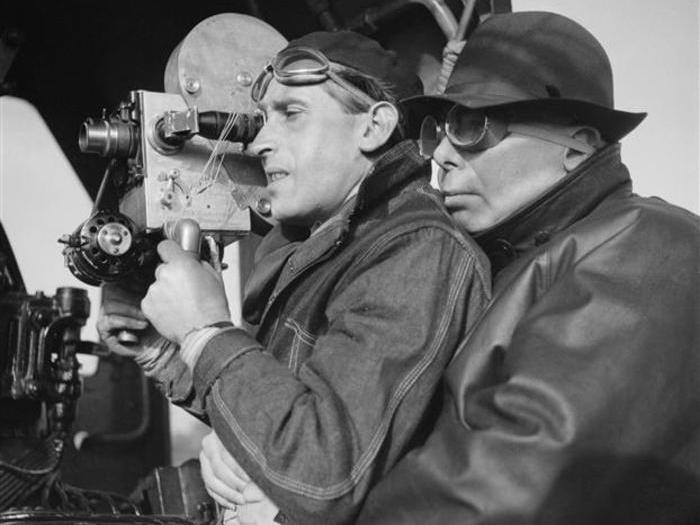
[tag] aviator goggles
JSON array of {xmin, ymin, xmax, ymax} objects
[
  {"xmin": 418, "ymin": 105, "xmax": 595, "ymax": 159},
  {"xmin": 251, "ymin": 47, "xmax": 377, "ymax": 108}
]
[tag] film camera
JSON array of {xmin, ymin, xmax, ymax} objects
[
  {"xmin": 60, "ymin": 89, "xmax": 265, "ymax": 287},
  {"xmin": 59, "ymin": 12, "xmax": 287, "ymax": 288}
]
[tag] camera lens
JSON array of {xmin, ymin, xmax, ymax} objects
[{"xmin": 79, "ymin": 118, "xmax": 138, "ymax": 158}]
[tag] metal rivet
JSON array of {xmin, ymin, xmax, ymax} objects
[
  {"xmin": 184, "ymin": 77, "xmax": 201, "ymax": 94},
  {"xmin": 534, "ymin": 231, "xmax": 551, "ymax": 246},
  {"xmin": 236, "ymin": 71, "xmax": 253, "ymax": 87},
  {"xmin": 256, "ymin": 198, "xmax": 271, "ymax": 216}
]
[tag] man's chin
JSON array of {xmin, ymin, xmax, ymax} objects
[
  {"xmin": 448, "ymin": 209, "xmax": 491, "ymax": 234},
  {"xmin": 268, "ymin": 206, "xmax": 304, "ymax": 227}
]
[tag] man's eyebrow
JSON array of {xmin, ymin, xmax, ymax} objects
[{"xmin": 258, "ymin": 96, "xmax": 311, "ymax": 112}]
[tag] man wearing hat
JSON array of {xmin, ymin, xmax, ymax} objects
[
  {"xmin": 357, "ymin": 11, "xmax": 700, "ymax": 523},
  {"xmin": 98, "ymin": 31, "xmax": 489, "ymax": 524}
]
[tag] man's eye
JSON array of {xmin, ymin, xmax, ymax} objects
[{"xmin": 284, "ymin": 106, "xmax": 303, "ymax": 118}]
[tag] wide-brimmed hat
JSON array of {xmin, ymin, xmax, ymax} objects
[{"xmin": 402, "ymin": 11, "xmax": 646, "ymax": 142}]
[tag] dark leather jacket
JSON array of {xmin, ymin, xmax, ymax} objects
[
  {"xmin": 155, "ymin": 140, "xmax": 490, "ymax": 524},
  {"xmin": 357, "ymin": 145, "xmax": 700, "ymax": 524}
]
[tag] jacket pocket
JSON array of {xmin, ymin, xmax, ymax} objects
[{"xmin": 283, "ymin": 318, "xmax": 317, "ymax": 375}]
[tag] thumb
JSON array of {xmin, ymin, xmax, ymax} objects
[{"xmin": 157, "ymin": 239, "xmax": 188, "ymax": 263}]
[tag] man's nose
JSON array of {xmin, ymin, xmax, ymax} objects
[
  {"xmin": 432, "ymin": 136, "xmax": 464, "ymax": 172},
  {"xmin": 248, "ymin": 124, "xmax": 275, "ymax": 157}
]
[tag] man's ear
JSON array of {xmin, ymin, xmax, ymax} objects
[
  {"xmin": 564, "ymin": 126, "xmax": 604, "ymax": 172},
  {"xmin": 358, "ymin": 102, "xmax": 399, "ymax": 154}
]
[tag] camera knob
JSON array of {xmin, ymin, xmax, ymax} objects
[{"xmin": 97, "ymin": 222, "xmax": 133, "ymax": 256}]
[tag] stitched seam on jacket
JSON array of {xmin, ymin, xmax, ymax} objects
[
  {"xmin": 283, "ymin": 319, "xmax": 316, "ymax": 373},
  {"xmin": 287, "ymin": 329, "xmax": 299, "ymax": 371},
  {"xmin": 284, "ymin": 319, "xmax": 317, "ymax": 346},
  {"xmin": 210, "ymin": 254, "xmax": 472, "ymax": 499},
  {"xmin": 336, "ymin": 218, "xmax": 483, "ymax": 294},
  {"xmin": 349, "ymin": 255, "xmax": 472, "ymax": 480}
]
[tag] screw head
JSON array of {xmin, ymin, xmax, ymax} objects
[
  {"xmin": 236, "ymin": 71, "xmax": 253, "ymax": 87},
  {"xmin": 184, "ymin": 77, "xmax": 201, "ymax": 94},
  {"xmin": 256, "ymin": 198, "xmax": 271, "ymax": 215}
]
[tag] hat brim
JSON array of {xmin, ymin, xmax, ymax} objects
[{"xmin": 401, "ymin": 93, "xmax": 647, "ymax": 143}]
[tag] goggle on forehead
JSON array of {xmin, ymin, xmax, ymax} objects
[
  {"xmin": 251, "ymin": 46, "xmax": 377, "ymax": 108},
  {"xmin": 418, "ymin": 104, "xmax": 595, "ymax": 159}
]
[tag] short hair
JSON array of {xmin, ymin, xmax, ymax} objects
[{"xmin": 322, "ymin": 64, "xmax": 407, "ymax": 148}]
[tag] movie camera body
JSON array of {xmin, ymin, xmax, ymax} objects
[{"xmin": 61, "ymin": 89, "xmax": 266, "ymax": 286}]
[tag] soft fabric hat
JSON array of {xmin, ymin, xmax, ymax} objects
[
  {"xmin": 403, "ymin": 11, "xmax": 646, "ymax": 142},
  {"xmin": 280, "ymin": 30, "xmax": 423, "ymax": 101}
]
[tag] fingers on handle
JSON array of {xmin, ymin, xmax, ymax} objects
[
  {"xmin": 204, "ymin": 235, "xmax": 222, "ymax": 273},
  {"xmin": 157, "ymin": 239, "xmax": 186, "ymax": 262},
  {"xmin": 97, "ymin": 313, "xmax": 148, "ymax": 333},
  {"xmin": 200, "ymin": 450, "xmax": 247, "ymax": 506}
]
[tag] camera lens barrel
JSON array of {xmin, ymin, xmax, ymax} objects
[
  {"xmin": 197, "ymin": 111, "xmax": 263, "ymax": 144},
  {"xmin": 79, "ymin": 118, "xmax": 138, "ymax": 157}
]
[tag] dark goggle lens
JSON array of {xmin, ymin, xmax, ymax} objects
[{"xmin": 445, "ymin": 106, "xmax": 488, "ymax": 147}]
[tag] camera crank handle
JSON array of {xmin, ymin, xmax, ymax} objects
[{"xmin": 163, "ymin": 218, "xmax": 202, "ymax": 258}]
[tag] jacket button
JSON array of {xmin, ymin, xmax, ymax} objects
[
  {"xmin": 534, "ymin": 231, "xmax": 551, "ymax": 246},
  {"xmin": 495, "ymin": 239, "xmax": 516, "ymax": 258}
]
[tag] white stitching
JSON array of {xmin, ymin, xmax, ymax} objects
[{"xmin": 210, "ymin": 256, "xmax": 473, "ymax": 499}]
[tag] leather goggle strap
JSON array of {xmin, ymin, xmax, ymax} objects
[{"xmin": 507, "ymin": 123, "xmax": 595, "ymax": 154}]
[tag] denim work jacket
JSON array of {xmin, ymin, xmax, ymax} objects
[
  {"xmin": 357, "ymin": 145, "xmax": 700, "ymax": 524},
  {"xmin": 152, "ymin": 140, "xmax": 491, "ymax": 524}
]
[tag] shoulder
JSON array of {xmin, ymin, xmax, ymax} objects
[
  {"xmin": 623, "ymin": 194, "xmax": 699, "ymax": 239},
  {"xmin": 551, "ymin": 191, "xmax": 700, "ymax": 259},
  {"xmin": 512, "ymin": 193, "xmax": 700, "ymax": 296},
  {"xmin": 343, "ymin": 183, "xmax": 490, "ymax": 292},
  {"xmin": 365, "ymin": 181, "xmax": 485, "ymax": 256}
]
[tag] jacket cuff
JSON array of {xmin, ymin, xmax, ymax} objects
[
  {"xmin": 192, "ymin": 327, "xmax": 263, "ymax": 395},
  {"xmin": 181, "ymin": 323, "xmax": 236, "ymax": 371},
  {"xmin": 133, "ymin": 336, "xmax": 175, "ymax": 373}
]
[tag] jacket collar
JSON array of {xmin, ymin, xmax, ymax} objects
[
  {"xmin": 475, "ymin": 144, "xmax": 632, "ymax": 278},
  {"xmin": 255, "ymin": 139, "xmax": 428, "ymax": 251},
  {"xmin": 354, "ymin": 139, "xmax": 429, "ymax": 215},
  {"xmin": 243, "ymin": 140, "xmax": 429, "ymax": 324}
]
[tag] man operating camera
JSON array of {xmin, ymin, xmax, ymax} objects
[{"xmin": 99, "ymin": 31, "xmax": 489, "ymax": 525}]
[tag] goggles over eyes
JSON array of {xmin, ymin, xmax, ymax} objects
[
  {"xmin": 251, "ymin": 47, "xmax": 377, "ymax": 108},
  {"xmin": 418, "ymin": 104, "xmax": 595, "ymax": 159}
]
